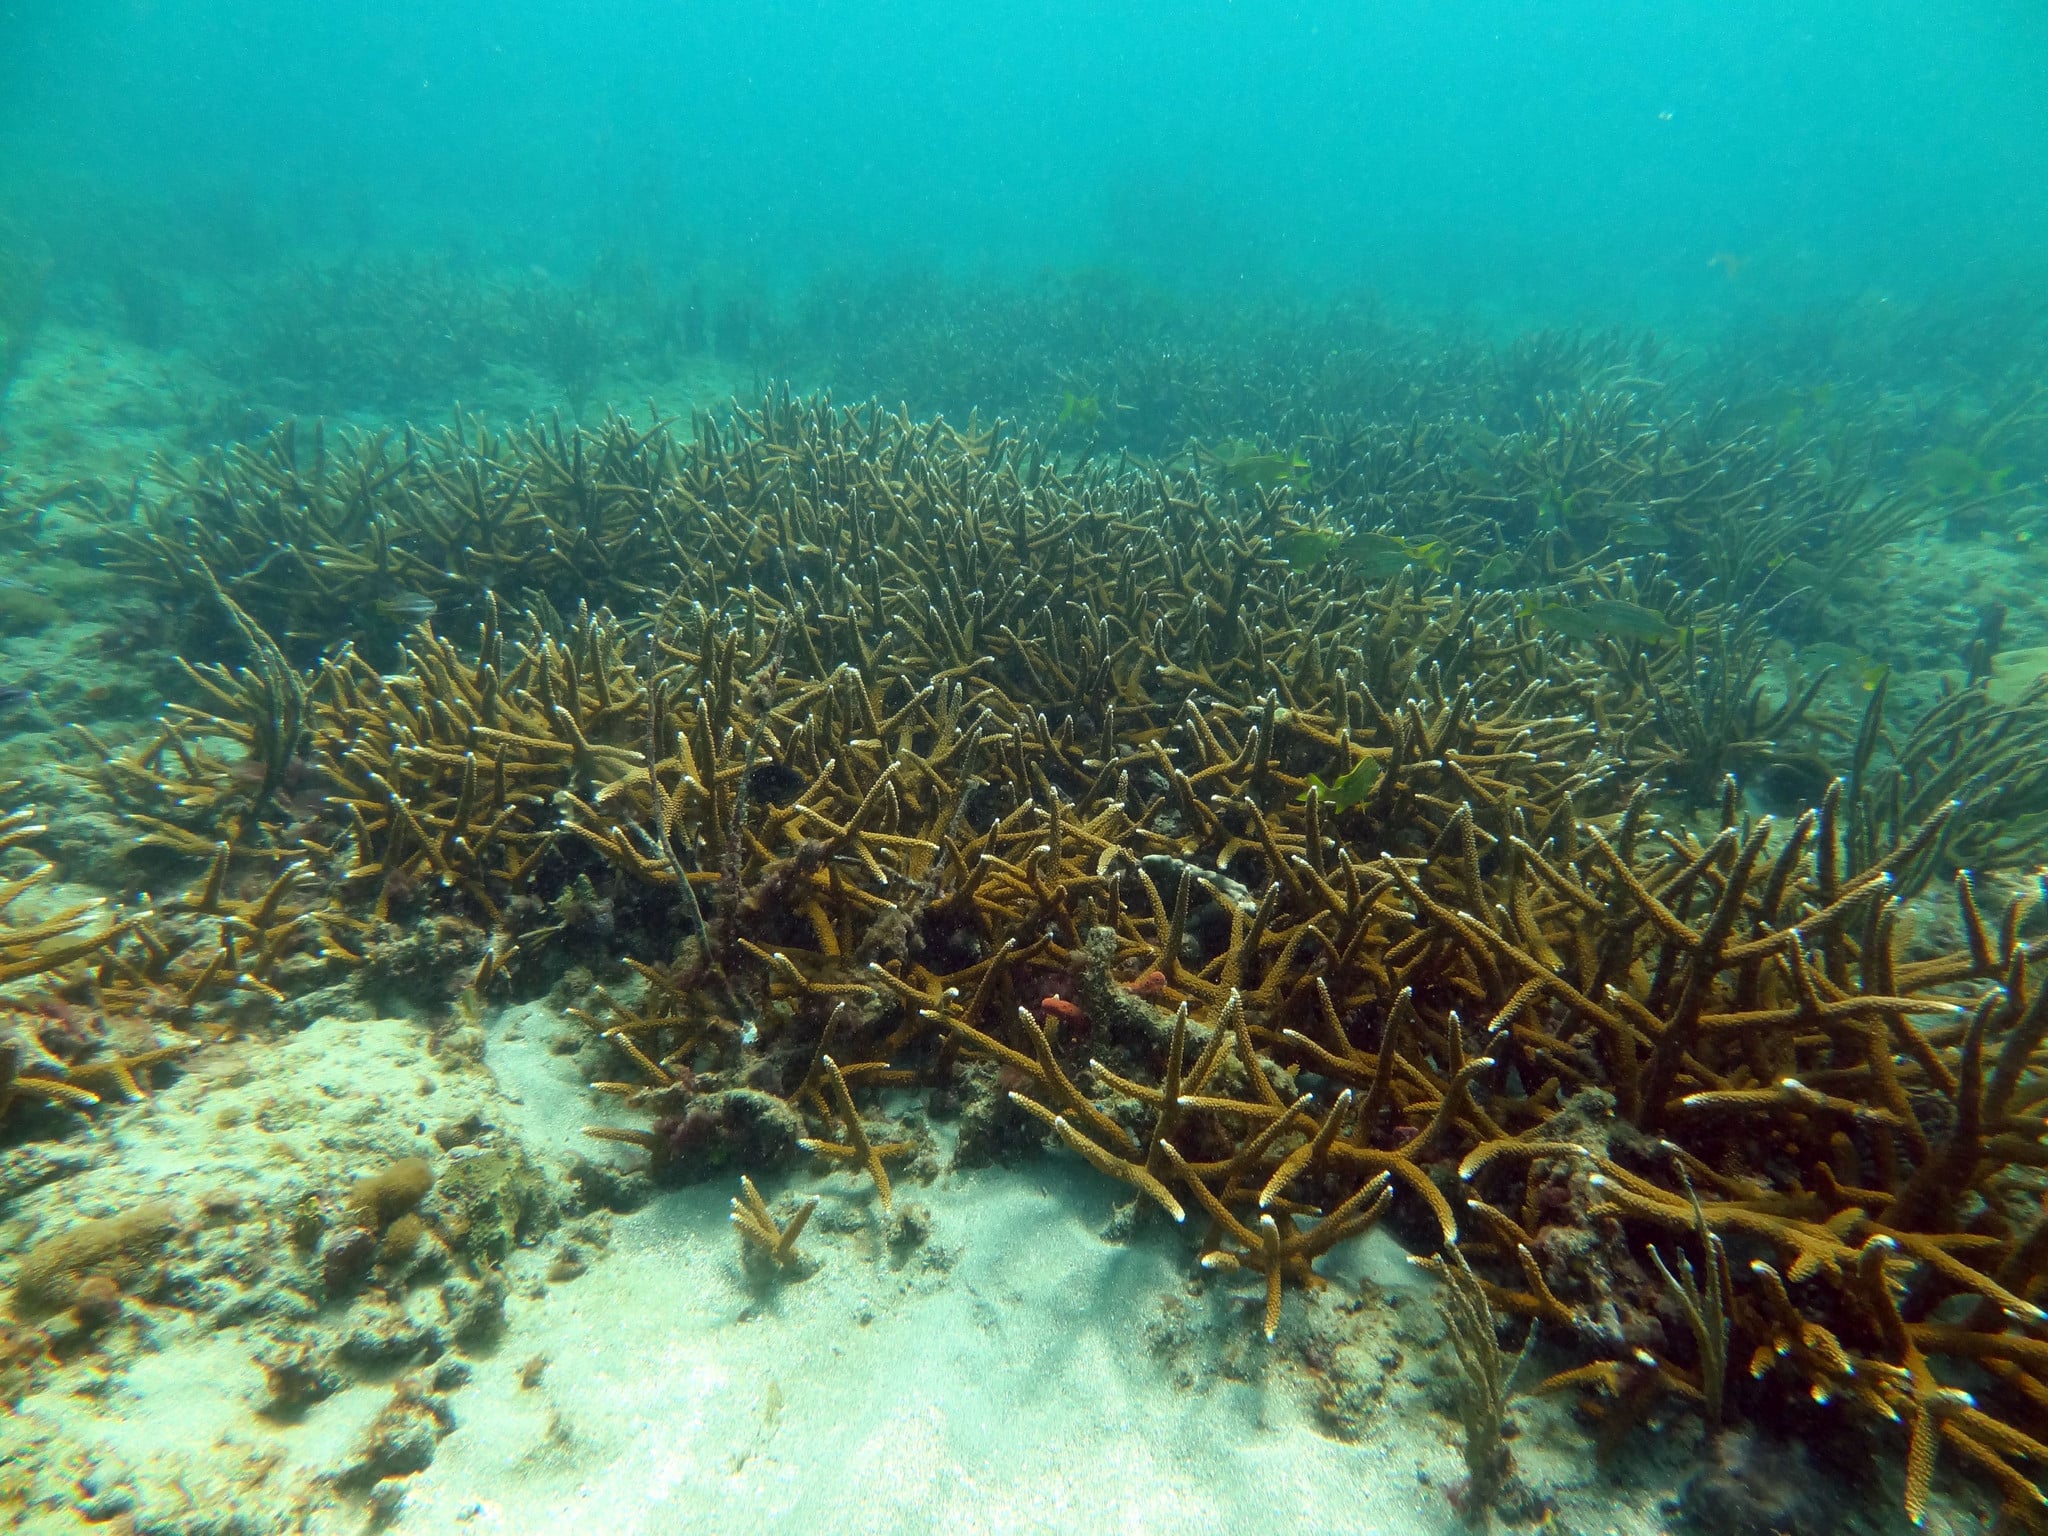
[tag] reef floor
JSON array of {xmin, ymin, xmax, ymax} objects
[{"xmin": 1, "ymin": 992, "xmax": 1983, "ymax": 1536}]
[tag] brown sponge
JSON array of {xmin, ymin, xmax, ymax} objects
[
  {"xmin": 12, "ymin": 1203, "xmax": 179, "ymax": 1317},
  {"xmin": 346, "ymin": 1157, "xmax": 433, "ymax": 1230}
]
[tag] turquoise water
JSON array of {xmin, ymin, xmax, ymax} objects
[{"xmin": 7, "ymin": 1, "xmax": 2048, "ymax": 314}]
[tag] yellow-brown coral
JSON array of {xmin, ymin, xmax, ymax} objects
[{"xmin": 72, "ymin": 392, "xmax": 2048, "ymax": 1520}]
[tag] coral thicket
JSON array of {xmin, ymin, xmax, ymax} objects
[{"xmin": 13, "ymin": 374, "xmax": 2047, "ymax": 1525}]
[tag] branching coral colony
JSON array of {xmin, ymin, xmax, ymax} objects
[{"xmin": 67, "ymin": 390, "xmax": 2048, "ymax": 1525}]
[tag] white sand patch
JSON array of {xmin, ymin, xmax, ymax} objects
[
  {"xmin": 394, "ymin": 1165, "xmax": 1465, "ymax": 1536},
  {"xmin": 372, "ymin": 1009, "xmax": 1667, "ymax": 1536}
]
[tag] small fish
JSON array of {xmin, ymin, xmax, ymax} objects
[
  {"xmin": 1528, "ymin": 598, "xmax": 1688, "ymax": 646},
  {"xmin": 1298, "ymin": 757, "xmax": 1380, "ymax": 812},
  {"xmin": 374, "ymin": 592, "xmax": 437, "ymax": 625},
  {"xmin": 1536, "ymin": 489, "xmax": 1575, "ymax": 532},
  {"xmin": 1474, "ymin": 551, "xmax": 1520, "ymax": 588},
  {"xmin": 1205, "ymin": 439, "xmax": 1310, "ymax": 494},
  {"xmin": 1449, "ymin": 421, "xmax": 1500, "ymax": 470},
  {"xmin": 1802, "ymin": 644, "xmax": 1889, "ymax": 691},
  {"xmin": 1909, "ymin": 446, "xmax": 2012, "ymax": 500},
  {"xmin": 745, "ymin": 759, "xmax": 807, "ymax": 806},
  {"xmin": 1272, "ymin": 528, "xmax": 1347, "ymax": 568},
  {"xmin": 1608, "ymin": 518, "xmax": 1666, "ymax": 549},
  {"xmin": 1797, "ymin": 641, "xmax": 1860, "ymax": 671},
  {"xmin": 1707, "ymin": 251, "xmax": 1749, "ymax": 280},
  {"xmin": 1057, "ymin": 390, "xmax": 1102, "ymax": 431},
  {"xmin": 1338, "ymin": 531, "xmax": 1451, "ymax": 579}
]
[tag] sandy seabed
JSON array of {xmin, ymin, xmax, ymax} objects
[{"xmin": 0, "ymin": 987, "xmax": 1746, "ymax": 1536}]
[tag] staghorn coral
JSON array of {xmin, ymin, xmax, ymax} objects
[
  {"xmin": 729, "ymin": 1174, "xmax": 818, "ymax": 1271},
  {"xmin": 69, "ymin": 390, "xmax": 2048, "ymax": 1519},
  {"xmin": 0, "ymin": 809, "xmax": 126, "ymax": 989},
  {"xmin": 0, "ymin": 806, "xmax": 227, "ymax": 1131},
  {"xmin": 95, "ymin": 412, "xmax": 687, "ymax": 663},
  {"xmin": 1842, "ymin": 667, "xmax": 2048, "ymax": 893}
]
